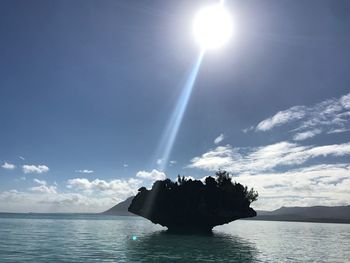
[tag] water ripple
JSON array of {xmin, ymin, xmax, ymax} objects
[{"xmin": 0, "ymin": 214, "xmax": 349, "ymax": 262}]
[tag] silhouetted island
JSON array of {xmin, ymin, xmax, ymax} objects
[{"xmin": 128, "ymin": 170, "xmax": 258, "ymax": 232}]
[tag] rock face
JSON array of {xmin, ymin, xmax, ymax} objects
[{"xmin": 128, "ymin": 171, "xmax": 258, "ymax": 233}]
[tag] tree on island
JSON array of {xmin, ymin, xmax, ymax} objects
[{"xmin": 128, "ymin": 170, "xmax": 258, "ymax": 233}]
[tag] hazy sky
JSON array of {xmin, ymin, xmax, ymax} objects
[{"xmin": 1, "ymin": 0, "xmax": 349, "ymax": 212}]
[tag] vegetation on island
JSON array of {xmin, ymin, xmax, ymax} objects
[{"xmin": 128, "ymin": 170, "xmax": 258, "ymax": 232}]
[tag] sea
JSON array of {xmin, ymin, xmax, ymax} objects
[{"xmin": 0, "ymin": 214, "xmax": 349, "ymax": 263}]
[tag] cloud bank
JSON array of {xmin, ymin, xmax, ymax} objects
[
  {"xmin": 253, "ymin": 93, "xmax": 350, "ymax": 140},
  {"xmin": 30, "ymin": 179, "xmax": 57, "ymax": 194},
  {"xmin": 188, "ymin": 140, "xmax": 350, "ymax": 210},
  {"xmin": 236, "ymin": 164, "xmax": 350, "ymax": 210},
  {"xmin": 189, "ymin": 141, "xmax": 350, "ymax": 174}
]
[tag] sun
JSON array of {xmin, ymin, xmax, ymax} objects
[{"xmin": 193, "ymin": 4, "xmax": 233, "ymax": 51}]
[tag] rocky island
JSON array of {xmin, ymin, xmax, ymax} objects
[{"xmin": 128, "ymin": 170, "xmax": 258, "ymax": 233}]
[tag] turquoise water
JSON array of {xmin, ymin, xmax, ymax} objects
[{"xmin": 0, "ymin": 214, "xmax": 349, "ymax": 262}]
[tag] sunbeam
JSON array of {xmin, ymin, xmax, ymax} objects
[
  {"xmin": 153, "ymin": 1, "xmax": 233, "ymax": 171},
  {"xmin": 155, "ymin": 50, "xmax": 205, "ymax": 171}
]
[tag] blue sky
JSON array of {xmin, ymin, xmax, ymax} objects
[{"xmin": 1, "ymin": 0, "xmax": 349, "ymax": 212}]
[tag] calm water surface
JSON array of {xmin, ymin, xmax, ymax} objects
[{"xmin": 0, "ymin": 214, "xmax": 349, "ymax": 262}]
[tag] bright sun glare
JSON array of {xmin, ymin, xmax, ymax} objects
[{"xmin": 193, "ymin": 4, "xmax": 233, "ymax": 50}]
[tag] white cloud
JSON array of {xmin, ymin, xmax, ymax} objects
[
  {"xmin": 0, "ymin": 175, "xmax": 145, "ymax": 213},
  {"xmin": 256, "ymin": 106, "xmax": 306, "ymax": 131},
  {"xmin": 19, "ymin": 156, "xmax": 25, "ymax": 160},
  {"xmin": 328, "ymin": 128, "xmax": 350, "ymax": 134},
  {"xmin": 123, "ymin": 164, "xmax": 128, "ymax": 168},
  {"xmin": 293, "ymin": 129, "xmax": 322, "ymax": 141},
  {"xmin": 189, "ymin": 145, "xmax": 235, "ymax": 172},
  {"xmin": 214, "ymin": 133, "xmax": 225, "ymax": 144},
  {"xmin": 2, "ymin": 162, "xmax": 16, "ymax": 170},
  {"xmin": 156, "ymin": 159, "xmax": 163, "ymax": 165},
  {"xmin": 189, "ymin": 141, "xmax": 350, "ymax": 174},
  {"xmin": 0, "ymin": 190, "xmax": 120, "ymax": 213},
  {"xmin": 340, "ymin": 93, "xmax": 350, "ymax": 109},
  {"xmin": 253, "ymin": 93, "xmax": 350, "ymax": 140},
  {"xmin": 75, "ymin": 169, "xmax": 94, "ymax": 174},
  {"xmin": 2, "ymin": 161, "xmax": 349, "ymax": 212},
  {"xmin": 22, "ymin": 165, "xmax": 49, "ymax": 174},
  {"xmin": 169, "ymin": 160, "xmax": 177, "ymax": 166},
  {"xmin": 242, "ymin": 126, "xmax": 254, "ymax": 133},
  {"xmin": 136, "ymin": 169, "xmax": 166, "ymax": 181},
  {"xmin": 236, "ymin": 164, "xmax": 350, "ymax": 210},
  {"xmin": 30, "ymin": 179, "xmax": 57, "ymax": 194},
  {"xmin": 67, "ymin": 177, "xmax": 142, "ymax": 197}
]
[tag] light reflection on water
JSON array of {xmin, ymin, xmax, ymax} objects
[
  {"xmin": 126, "ymin": 231, "xmax": 258, "ymax": 262},
  {"xmin": 0, "ymin": 214, "xmax": 349, "ymax": 263}
]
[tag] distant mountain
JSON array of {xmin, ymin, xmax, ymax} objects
[
  {"xmin": 254, "ymin": 205, "xmax": 350, "ymax": 224},
  {"xmin": 103, "ymin": 197, "xmax": 350, "ymax": 224},
  {"xmin": 102, "ymin": 196, "xmax": 136, "ymax": 216}
]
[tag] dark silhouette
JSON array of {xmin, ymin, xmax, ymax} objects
[
  {"xmin": 253, "ymin": 205, "xmax": 350, "ymax": 224},
  {"xmin": 102, "ymin": 196, "xmax": 136, "ymax": 216},
  {"xmin": 101, "ymin": 198, "xmax": 350, "ymax": 224},
  {"xmin": 128, "ymin": 170, "xmax": 258, "ymax": 232}
]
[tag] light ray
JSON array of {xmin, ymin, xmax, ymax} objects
[
  {"xmin": 141, "ymin": 52, "xmax": 205, "ymax": 218},
  {"xmin": 155, "ymin": 50, "xmax": 205, "ymax": 171},
  {"xmin": 141, "ymin": 0, "xmax": 229, "ymax": 220}
]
